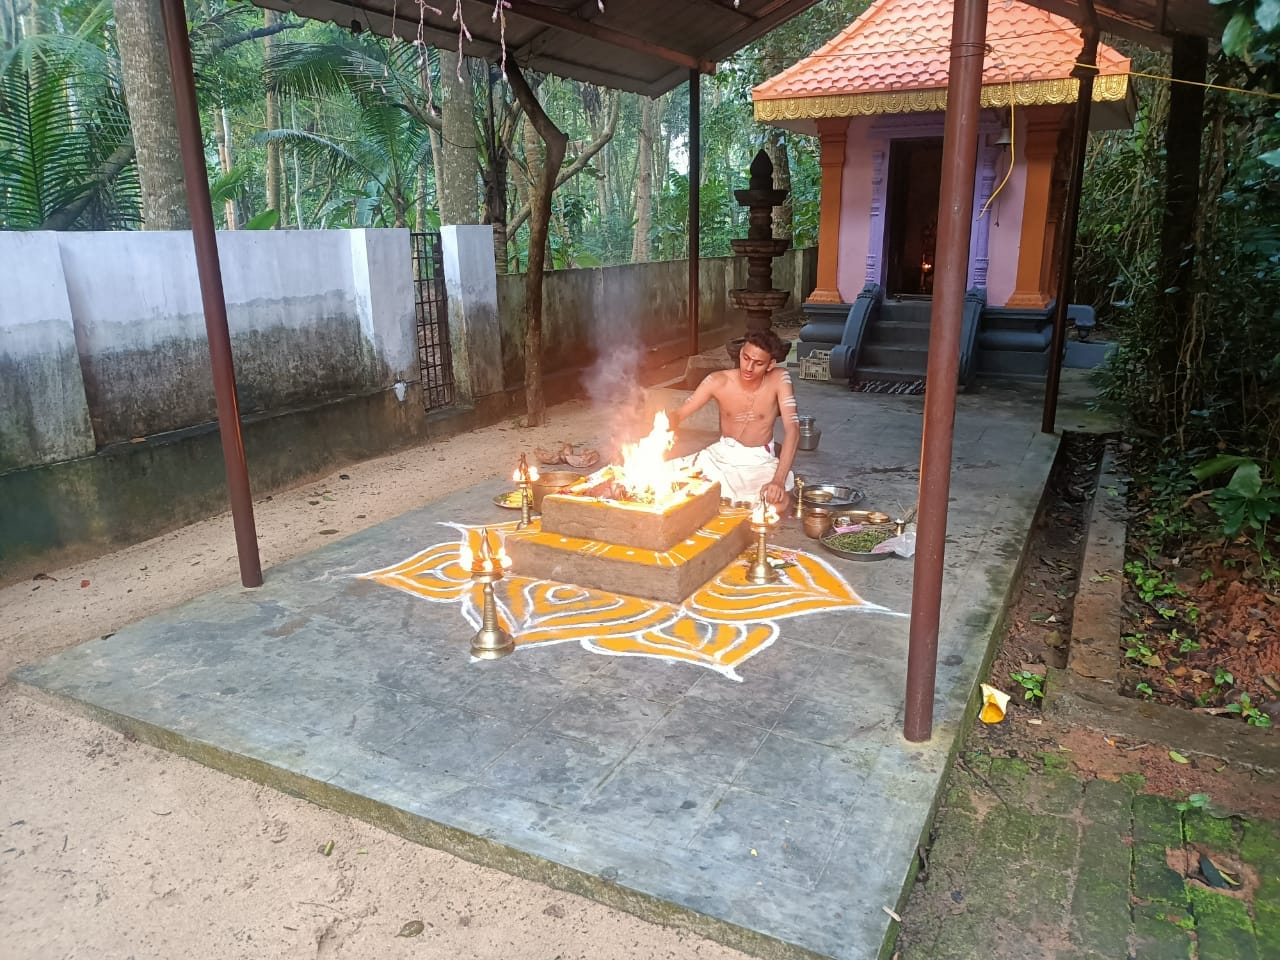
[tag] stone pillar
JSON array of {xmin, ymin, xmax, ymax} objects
[
  {"xmin": 807, "ymin": 117, "xmax": 847, "ymax": 304},
  {"xmin": 1005, "ymin": 116, "xmax": 1062, "ymax": 308},
  {"xmin": 440, "ymin": 224, "xmax": 502, "ymax": 403},
  {"xmin": 969, "ymin": 144, "xmax": 997, "ymax": 290},
  {"xmin": 0, "ymin": 232, "xmax": 95, "ymax": 471}
]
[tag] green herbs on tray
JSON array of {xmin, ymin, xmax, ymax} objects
[{"xmin": 825, "ymin": 527, "xmax": 892, "ymax": 553}]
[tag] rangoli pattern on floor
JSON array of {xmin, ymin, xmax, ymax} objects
[{"xmin": 359, "ymin": 521, "xmax": 902, "ymax": 680}]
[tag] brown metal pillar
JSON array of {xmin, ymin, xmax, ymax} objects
[
  {"xmin": 1043, "ymin": 5, "xmax": 1099, "ymax": 435},
  {"xmin": 903, "ymin": 0, "xmax": 988, "ymax": 742},
  {"xmin": 159, "ymin": 0, "xmax": 263, "ymax": 588},
  {"xmin": 688, "ymin": 69, "xmax": 701, "ymax": 358}
]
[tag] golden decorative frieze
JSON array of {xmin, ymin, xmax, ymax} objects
[{"xmin": 754, "ymin": 74, "xmax": 1130, "ymax": 121}]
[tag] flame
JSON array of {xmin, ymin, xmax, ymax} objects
[
  {"xmin": 460, "ymin": 528, "xmax": 512, "ymax": 573},
  {"xmin": 616, "ymin": 412, "xmax": 680, "ymax": 505},
  {"xmin": 751, "ymin": 498, "xmax": 779, "ymax": 525},
  {"xmin": 513, "ymin": 454, "xmax": 539, "ymax": 484}
]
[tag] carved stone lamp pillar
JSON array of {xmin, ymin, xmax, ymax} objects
[{"xmin": 730, "ymin": 150, "xmax": 791, "ymax": 335}]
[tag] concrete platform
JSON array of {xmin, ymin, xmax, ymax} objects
[{"xmin": 16, "ymin": 378, "xmax": 1064, "ymax": 960}]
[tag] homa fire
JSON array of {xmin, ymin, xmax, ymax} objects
[{"xmin": 558, "ymin": 413, "xmax": 711, "ymax": 512}]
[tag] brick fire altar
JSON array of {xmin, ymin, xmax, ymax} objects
[{"xmin": 504, "ymin": 465, "xmax": 753, "ymax": 604}]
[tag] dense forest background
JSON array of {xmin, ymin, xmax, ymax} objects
[{"xmin": 0, "ymin": 0, "xmax": 870, "ymax": 269}]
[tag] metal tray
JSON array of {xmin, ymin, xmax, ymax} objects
[
  {"xmin": 493, "ymin": 490, "xmax": 525, "ymax": 509},
  {"xmin": 820, "ymin": 529, "xmax": 896, "ymax": 562},
  {"xmin": 800, "ymin": 483, "xmax": 864, "ymax": 510}
]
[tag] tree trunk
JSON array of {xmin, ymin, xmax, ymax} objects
[
  {"xmin": 481, "ymin": 66, "xmax": 510, "ymax": 272},
  {"xmin": 215, "ymin": 105, "xmax": 236, "ymax": 228},
  {"xmin": 289, "ymin": 98, "xmax": 305, "ymax": 228},
  {"xmin": 112, "ymin": 0, "xmax": 189, "ymax": 230},
  {"xmin": 438, "ymin": 48, "xmax": 479, "ymax": 225},
  {"xmin": 264, "ymin": 9, "xmax": 282, "ymax": 225},
  {"xmin": 631, "ymin": 96, "xmax": 656, "ymax": 262},
  {"xmin": 1157, "ymin": 34, "xmax": 1207, "ymax": 439},
  {"xmin": 506, "ymin": 63, "xmax": 567, "ymax": 428},
  {"xmin": 764, "ymin": 127, "xmax": 792, "ymax": 241}
]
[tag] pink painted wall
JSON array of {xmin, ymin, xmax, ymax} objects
[
  {"xmin": 830, "ymin": 109, "xmax": 1028, "ymax": 307},
  {"xmin": 982, "ymin": 114, "xmax": 1030, "ymax": 307}
]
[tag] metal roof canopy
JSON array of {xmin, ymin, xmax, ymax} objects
[
  {"xmin": 249, "ymin": 0, "xmax": 1222, "ymax": 92},
  {"xmin": 1027, "ymin": 0, "xmax": 1220, "ymax": 46},
  {"xmin": 249, "ymin": 0, "xmax": 826, "ymax": 96}
]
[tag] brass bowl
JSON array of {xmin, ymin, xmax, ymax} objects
[
  {"xmin": 803, "ymin": 513, "xmax": 833, "ymax": 539},
  {"xmin": 531, "ymin": 470, "xmax": 583, "ymax": 510},
  {"xmin": 830, "ymin": 509, "xmax": 893, "ymax": 528}
]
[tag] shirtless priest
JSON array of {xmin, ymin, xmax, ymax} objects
[{"xmin": 670, "ymin": 329, "xmax": 799, "ymax": 507}]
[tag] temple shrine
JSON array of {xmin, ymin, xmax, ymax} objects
[{"xmin": 753, "ymin": 0, "xmax": 1133, "ymax": 386}]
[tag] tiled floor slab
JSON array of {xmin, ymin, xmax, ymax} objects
[{"xmin": 16, "ymin": 380, "xmax": 1063, "ymax": 960}]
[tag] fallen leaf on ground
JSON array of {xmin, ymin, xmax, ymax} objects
[
  {"xmin": 397, "ymin": 920, "xmax": 425, "ymax": 938},
  {"xmin": 80, "ymin": 580, "xmax": 90, "ymax": 588},
  {"xmin": 1169, "ymin": 750, "xmax": 1190, "ymax": 764}
]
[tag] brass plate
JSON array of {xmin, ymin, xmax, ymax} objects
[{"xmin": 493, "ymin": 490, "xmax": 525, "ymax": 509}]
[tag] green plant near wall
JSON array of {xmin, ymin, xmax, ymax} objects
[
  {"xmin": 1009, "ymin": 670, "xmax": 1046, "ymax": 701},
  {"xmin": 1192, "ymin": 455, "xmax": 1280, "ymax": 580},
  {"xmin": 1226, "ymin": 692, "xmax": 1273, "ymax": 727}
]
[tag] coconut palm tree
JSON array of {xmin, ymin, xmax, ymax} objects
[
  {"xmin": 0, "ymin": 14, "xmax": 140, "ymax": 230},
  {"xmin": 263, "ymin": 34, "xmax": 442, "ymax": 228}
]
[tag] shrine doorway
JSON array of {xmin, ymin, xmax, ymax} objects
[{"xmin": 883, "ymin": 137, "xmax": 944, "ymax": 298}]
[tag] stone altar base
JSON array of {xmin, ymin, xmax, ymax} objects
[{"xmin": 504, "ymin": 512, "xmax": 752, "ymax": 604}]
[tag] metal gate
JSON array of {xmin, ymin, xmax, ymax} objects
[{"xmin": 411, "ymin": 231, "xmax": 456, "ymax": 411}]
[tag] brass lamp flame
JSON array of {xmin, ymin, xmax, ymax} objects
[
  {"xmin": 746, "ymin": 495, "xmax": 779, "ymax": 585},
  {"xmin": 513, "ymin": 454, "xmax": 539, "ymax": 529},
  {"xmin": 468, "ymin": 527, "xmax": 514, "ymax": 659}
]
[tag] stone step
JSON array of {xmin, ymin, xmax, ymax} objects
[
  {"xmin": 853, "ymin": 365, "xmax": 928, "ymax": 384},
  {"xmin": 880, "ymin": 299, "xmax": 934, "ymax": 324},
  {"xmin": 866, "ymin": 319, "xmax": 931, "ymax": 347},
  {"xmin": 858, "ymin": 344, "xmax": 930, "ymax": 374}
]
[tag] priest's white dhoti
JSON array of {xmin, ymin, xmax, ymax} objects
[{"xmin": 674, "ymin": 437, "xmax": 793, "ymax": 504}]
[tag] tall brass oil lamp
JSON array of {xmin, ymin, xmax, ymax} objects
[
  {"xmin": 462, "ymin": 528, "xmax": 514, "ymax": 659},
  {"xmin": 513, "ymin": 454, "xmax": 539, "ymax": 530},
  {"xmin": 746, "ymin": 495, "xmax": 780, "ymax": 585}
]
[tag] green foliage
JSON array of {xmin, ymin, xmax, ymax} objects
[
  {"xmin": 1009, "ymin": 670, "xmax": 1045, "ymax": 701},
  {"xmin": 0, "ymin": 19, "xmax": 139, "ymax": 229},
  {"xmin": 1123, "ymin": 633, "xmax": 1159, "ymax": 667},
  {"xmin": 1175, "ymin": 792, "xmax": 1211, "ymax": 813},
  {"xmin": 1192, "ymin": 454, "xmax": 1280, "ymax": 578},
  {"xmin": 1226, "ymin": 692, "xmax": 1273, "ymax": 726},
  {"xmin": 1124, "ymin": 561, "xmax": 1184, "ymax": 604},
  {"xmin": 1083, "ymin": 32, "xmax": 1280, "ymax": 462}
]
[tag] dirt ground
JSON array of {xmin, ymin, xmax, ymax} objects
[
  {"xmin": 979, "ymin": 433, "xmax": 1280, "ymax": 821},
  {"xmin": 0, "ymin": 398, "xmax": 752, "ymax": 960}
]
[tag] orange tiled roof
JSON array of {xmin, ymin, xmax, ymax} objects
[{"xmin": 754, "ymin": 0, "xmax": 1129, "ymax": 109}]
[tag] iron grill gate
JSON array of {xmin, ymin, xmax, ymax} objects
[{"xmin": 411, "ymin": 231, "xmax": 456, "ymax": 410}]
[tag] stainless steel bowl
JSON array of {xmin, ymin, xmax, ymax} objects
[{"xmin": 801, "ymin": 483, "xmax": 864, "ymax": 510}]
